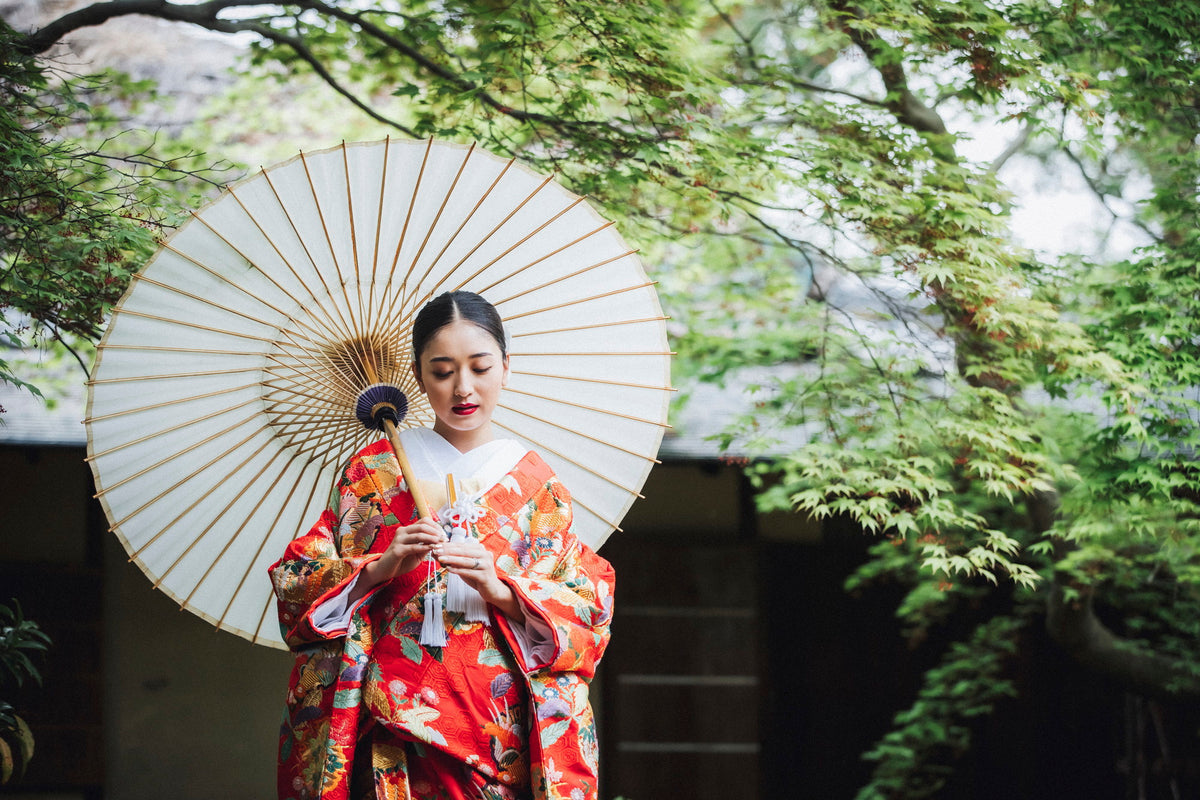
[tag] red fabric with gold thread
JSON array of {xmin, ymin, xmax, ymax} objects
[{"xmin": 270, "ymin": 438, "xmax": 614, "ymax": 800}]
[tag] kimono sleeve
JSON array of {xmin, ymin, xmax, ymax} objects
[
  {"xmin": 268, "ymin": 456, "xmax": 421, "ymax": 649},
  {"xmin": 267, "ymin": 506, "xmax": 371, "ymax": 649},
  {"xmin": 497, "ymin": 478, "xmax": 615, "ymax": 680}
]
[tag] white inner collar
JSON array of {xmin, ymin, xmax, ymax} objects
[{"xmin": 398, "ymin": 426, "xmax": 526, "ymax": 503}]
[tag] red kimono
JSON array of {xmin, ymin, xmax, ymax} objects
[{"xmin": 269, "ymin": 438, "xmax": 614, "ymax": 800}]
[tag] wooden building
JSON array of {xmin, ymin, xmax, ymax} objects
[{"xmin": 0, "ymin": 372, "xmax": 908, "ymax": 800}]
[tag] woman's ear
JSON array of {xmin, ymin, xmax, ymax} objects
[
  {"xmin": 411, "ymin": 360, "xmax": 425, "ymax": 393},
  {"xmin": 500, "ymin": 355, "xmax": 511, "ymax": 388}
]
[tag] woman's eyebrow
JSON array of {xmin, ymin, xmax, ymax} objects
[{"xmin": 429, "ymin": 352, "xmax": 495, "ymax": 362}]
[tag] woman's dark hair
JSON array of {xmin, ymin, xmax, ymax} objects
[{"xmin": 411, "ymin": 291, "xmax": 507, "ymax": 362}]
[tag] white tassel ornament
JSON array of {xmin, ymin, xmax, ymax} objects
[
  {"xmin": 445, "ymin": 530, "xmax": 491, "ymax": 623},
  {"xmin": 440, "ymin": 475, "xmax": 490, "ymax": 623},
  {"xmin": 420, "ymin": 591, "xmax": 448, "ymax": 647}
]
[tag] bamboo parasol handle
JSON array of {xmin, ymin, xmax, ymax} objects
[
  {"xmin": 381, "ymin": 416, "xmax": 431, "ymax": 519},
  {"xmin": 354, "ymin": 363, "xmax": 430, "ymax": 519}
]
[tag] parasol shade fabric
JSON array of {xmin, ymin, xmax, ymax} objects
[{"xmin": 86, "ymin": 138, "xmax": 671, "ymax": 649}]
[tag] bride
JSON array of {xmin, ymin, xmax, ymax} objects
[{"xmin": 270, "ymin": 290, "xmax": 614, "ymax": 800}]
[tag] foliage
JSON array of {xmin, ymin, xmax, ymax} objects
[
  {"xmin": 0, "ymin": 600, "xmax": 50, "ymax": 785},
  {"xmin": 233, "ymin": 0, "xmax": 765, "ymax": 240},
  {"xmin": 855, "ymin": 612, "xmax": 1027, "ymax": 799},
  {"xmin": 0, "ymin": 600, "xmax": 50, "ymax": 714},
  {"xmin": 7, "ymin": 0, "xmax": 1200, "ymax": 793},
  {"xmin": 0, "ymin": 20, "xmax": 226, "ymax": 392}
]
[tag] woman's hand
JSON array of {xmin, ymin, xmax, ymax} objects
[
  {"xmin": 352, "ymin": 518, "xmax": 445, "ymax": 601},
  {"xmin": 435, "ymin": 539, "xmax": 526, "ymax": 623}
]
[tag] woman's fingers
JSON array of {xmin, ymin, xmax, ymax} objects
[
  {"xmin": 383, "ymin": 518, "xmax": 447, "ymax": 578},
  {"xmin": 427, "ymin": 541, "xmax": 516, "ymax": 611},
  {"xmin": 434, "ymin": 541, "xmax": 486, "ymax": 565},
  {"xmin": 396, "ymin": 519, "xmax": 445, "ymax": 548},
  {"xmin": 409, "ymin": 518, "xmax": 446, "ymax": 539},
  {"xmin": 434, "ymin": 541, "xmax": 499, "ymax": 591}
]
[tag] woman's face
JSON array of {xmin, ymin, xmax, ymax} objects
[{"xmin": 413, "ymin": 319, "xmax": 510, "ymax": 452}]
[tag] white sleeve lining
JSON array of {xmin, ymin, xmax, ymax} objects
[
  {"xmin": 309, "ymin": 575, "xmax": 361, "ymax": 635},
  {"xmin": 506, "ymin": 601, "xmax": 559, "ymax": 669},
  {"xmin": 310, "ymin": 575, "xmax": 556, "ymax": 667}
]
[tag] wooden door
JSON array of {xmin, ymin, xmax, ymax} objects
[{"xmin": 599, "ymin": 538, "xmax": 761, "ymax": 799}]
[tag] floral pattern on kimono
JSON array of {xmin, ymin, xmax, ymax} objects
[{"xmin": 269, "ymin": 438, "xmax": 614, "ymax": 800}]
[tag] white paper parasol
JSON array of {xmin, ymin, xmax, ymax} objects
[{"xmin": 85, "ymin": 138, "xmax": 672, "ymax": 649}]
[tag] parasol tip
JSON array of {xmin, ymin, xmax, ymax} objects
[{"xmin": 355, "ymin": 383, "xmax": 409, "ymax": 431}]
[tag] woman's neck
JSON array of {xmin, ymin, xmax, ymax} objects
[{"xmin": 431, "ymin": 421, "xmax": 495, "ymax": 454}]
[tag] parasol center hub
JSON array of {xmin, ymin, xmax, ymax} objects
[{"xmin": 355, "ymin": 383, "xmax": 410, "ymax": 431}]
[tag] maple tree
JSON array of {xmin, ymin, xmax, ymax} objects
[{"xmin": 5, "ymin": 1, "xmax": 1199, "ymax": 793}]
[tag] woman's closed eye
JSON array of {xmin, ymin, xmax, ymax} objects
[{"xmin": 431, "ymin": 366, "xmax": 490, "ymax": 379}]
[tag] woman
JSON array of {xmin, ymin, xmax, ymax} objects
[{"xmin": 269, "ymin": 291, "xmax": 615, "ymax": 800}]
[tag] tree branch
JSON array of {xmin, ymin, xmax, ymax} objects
[
  {"xmin": 24, "ymin": 0, "xmax": 539, "ymax": 139},
  {"xmin": 826, "ymin": 1, "xmax": 950, "ymax": 152},
  {"xmin": 251, "ymin": 25, "xmax": 422, "ymax": 137},
  {"xmin": 1060, "ymin": 141, "xmax": 1163, "ymax": 245},
  {"xmin": 306, "ymin": 0, "xmax": 621, "ymax": 137},
  {"xmin": 1045, "ymin": 582, "xmax": 1199, "ymax": 703},
  {"xmin": 18, "ymin": 0, "xmax": 687, "ymax": 175},
  {"xmin": 1030, "ymin": 489, "xmax": 1200, "ymax": 703},
  {"xmin": 48, "ymin": 324, "xmax": 92, "ymax": 379},
  {"xmin": 18, "ymin": 0, "xmax": 270, "ymax": 54},
  {"xmin": 987, "ymin": 117, "xmax": 1034, "ymax": 175}
]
